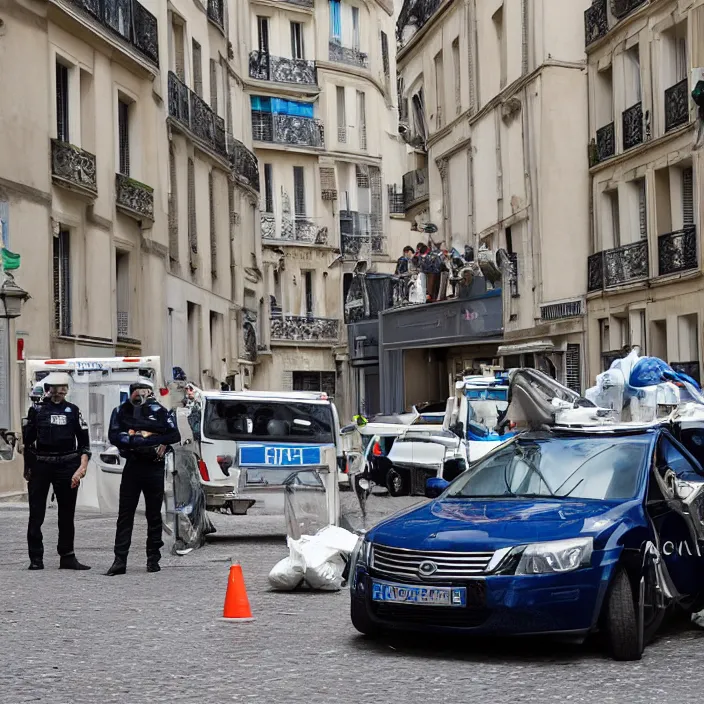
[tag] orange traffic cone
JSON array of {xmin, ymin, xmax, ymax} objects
[{"xmin": 221, "ymin": 563, "xmax": 254, "ymax": 622}]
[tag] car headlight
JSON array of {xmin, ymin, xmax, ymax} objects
[
  {"xmin": 515, "ymin": 538, "xmax": 593, "ymax": 575},
  {"xmin": 348, "ymin": 537, "xmax": 371, "ymax": 591}
]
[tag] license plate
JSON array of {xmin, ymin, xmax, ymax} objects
[{"xmin": 371, "ymin": 580, "xmax": 467, "ymax": 607}]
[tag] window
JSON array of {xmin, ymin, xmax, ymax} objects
[
  {"xmin": 116, "ymin": 250, "xmax": 129, "ymax": 338},
  {"xmin": 683, "ymin": 167, "xmax": 694, "ymax": 225},
  {"xmin": 493, "ymin": 4, "xmax": 507, "ymax": 90},
  {"xmin": 329, "ymin": 0, "xmax": 341, "ymax": 42},
  {"xmin": 210, "ymin": 59, "xmax": 218, "ymax": 114},
  {"xmin": 117, "ymin": 99, "xmax": 130, "ymax": 176},
  {"xmin": 292, "ymin": 371, "xmax": 336, "ymax": 398},
  {"xmin": 337, "ymin": 86, "xmax": 346, "ymax": 143},
  {"xmin": 452, "ymin": 38, "xmax": 461, "ymax": 114},
  {"xmin": 257, "ymin": 16, "xmax": 270, "ymax": 54},
  {"xmin": 677, "ymin": 313, "xmax": 698, "ymax": 363},
  {"xmin": 168, "ymin": 144, "xmax": 179, "ymax": 264},
  {"xmin": 352, "ymin": 6, "xmax": 360, "ymax": 50},
  {"xmin": 291, "ymin": 22, "xmax": 304, "ymax": 60},
  {"xmin": 596, "ymin": 65, "xmax": 614, "ymax": 127},
  {"xmin": 188, "ymin": 158, "xmax": 197, "ymax": 255},
  {"xmin": 650, "ymin": 319, "xmax": 667, "ymax": 360},
  {"xmin": 293, "ymin": 166, "xmax": 306, "ymax": 217},
  {"xmin": 603, "ymin": 189, "xmax": 620, "ymax": 248},
  {"xmin": 172, "ymin": 19, "xmax": 186, "ymax": 81},
  {"xmin": 264, "ymin": 163, "xmax": 274, "ymax": 213},
  {"xmin": 625, "ymin": 44, "xmax": 641, "ymax": 106},
  {"xmin": 53, "ymin": 228, "xmax": 71, "ymax": 336},
  {"xmin": 303, "ymin": 271, "xmax": 313, "ymax": 317},
  {"xmin": 192, "ymin": 40, "xmax": 203, "ymax": 97},
  {"xmin": 434, "ymin": 51, "xmax": 444, "ymax": 129},
  {"xmin": 381, "ymin": 31, "xmax": 389, "ymax": 77},
  {"xmin": 412, "ymin": 88, "xmax": 427, "ymax": 142},
  {"xmin": 357, "ymin": 90, "xmax": 367, "ymax": 150},
  {"xmin": 209, "ymin": 171, "xmax": 217, "ymax": 277},
  {"xmin": 56, "ymin": 60, "xmax": 70, "ymax": 142}
]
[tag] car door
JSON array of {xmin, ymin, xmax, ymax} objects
[{"xmin": 648, "ymin": 434, "xmax": 704, "ymax": 597}]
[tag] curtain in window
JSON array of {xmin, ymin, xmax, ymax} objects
[{"xmin": 329, "ymin": 0, "xmax": 341, "ymax": 42}]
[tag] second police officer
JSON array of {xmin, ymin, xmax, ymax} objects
[{"xmin": 106, "ymin": 380, "xmax": 180, "ymax": 576}]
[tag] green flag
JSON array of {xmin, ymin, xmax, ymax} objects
[{"xmin": 2, "ymin": 249, "xmax": 20, "ymax": 271}]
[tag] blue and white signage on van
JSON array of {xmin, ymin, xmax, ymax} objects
[{"xmin": 239, "ymin": 444, "xmax": 325, "ymax": 467}]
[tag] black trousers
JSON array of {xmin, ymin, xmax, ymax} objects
[
  {"xmin": 27, "ymin": 462, "xmax": 79, "ymax": 562},
  {"xmin": 113, "ymin": 459, "xmax": 165, "ymax": 562}
]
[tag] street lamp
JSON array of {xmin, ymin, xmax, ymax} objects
[{"xmin": 0, "ymin": 276, "xmax": 29, "ymax": 319}]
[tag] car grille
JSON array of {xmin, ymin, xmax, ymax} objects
[
  {"xmin": 372, "ymin": 603, "xmax": 490, "ymax": 628},
  {"xmin": 371, "ymin": 544, "xmax": 494, "ymax": 581}
]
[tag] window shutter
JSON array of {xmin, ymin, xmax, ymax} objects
[
  {"xmin": 192, "ymin": 41, "xmax": 203, "ymax": 97},
  {"xmin": 258, "ymin": 16, "xmax": 269, "ymax": 53},
  {"xmin": 452, "ymin": 38, "xmax": 461, "ymax": 114},
  {"xmin": 638, "ymin": 179, "xmax": 647, "ymax": 240},
  {"xmin": 54, "ymin": 229, "xmax": 71, "ymax": 336},
  {"xmin": 209, "ymin": 59, "xmax": 218, "ymax": 114},
  {"xmin": 168, "ymin": 144, "xmax": 179, "ymax": 264},
  {"xmin": 683, "ymin": 167, "xmax": 694, "ymax": 226},
  {"xmin": 381, "ymin": 31, "xmax": 390, "ymax": 77},
  {"xmin": 264, "ymin": 164, "xmax": 274, "ymax": 212},
  {"xmin": 209, "ymin": 171, "xmax": 217, "ymax": 277},
  {"xmin": 56, "ymin": 62, "xmax": 69, "ymax": 142},
  {"xmin": 188, "ymin": 158, "xmax": 197, "ymax": 254},
  {"xmin": 174, "ymin": 24, "xmax": 186, "ymax": 81},
  {"xmin": 565, "ymin": 344, "xmax": 581, "ymax": 393},
  {"xmin": 336, "ymin": 87, "xmax": 346, "ymax": 143},
  {"xmin": 118, "ymin": 100, "xmax": 130, "ymax": 176},
  {"xmin": 357, "ymin": 91, "xmax": 367, "ymax": 151},
  {"xmin": 320, "ymin": 166, "xmax": 337, "ymax": 200},
  {"xmin": 293, "ymin": 166, "xmax": 306, "ymax": 216},
  {"xmin": 53, "ymin": 234, "xmax": 61, "ymax": 332}
]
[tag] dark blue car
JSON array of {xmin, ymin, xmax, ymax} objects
[{"xmin": 349, "ymin": 425, "xmax": 704, "ymax": 660}]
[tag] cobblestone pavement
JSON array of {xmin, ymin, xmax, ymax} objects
[{"xmin": 2, "ymin": 495, "xmax": 704, "ymax": 704}]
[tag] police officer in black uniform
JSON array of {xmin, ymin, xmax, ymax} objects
[
  {"xmin": 24, "ymin": 372, "xmax": 91, "ymax": 571},
  {"xmin": 106, "ymin": 380, "xmax": 180, "ymax": 575}
]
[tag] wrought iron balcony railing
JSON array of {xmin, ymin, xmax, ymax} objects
[
  {"xmin": 584, "ymin": 0, "xmax": 608, "ymax": 46},
  {"xmin": 51, "ymin": 139, "xmax": 98, "ymax": 196},
  {"xmin": 388, "ymin": 185, "xmax": 405, "ymax": 214},
  {"xmin": 596, "ymin": 122, "xmax": 615, "ymax": 162},
  {"xmin": 249, "ymin": 51, "xmax": 317, "ymax": 85},
  {"xmin": 588, "ymin": 241, "xmax": 649, "ymax": 291},
  {"xmin": 402, "ymin": 168, "xmax": 429, "ymax": 210},
  {"xmin": 611, "ymin": 0, "xmax": 647, "ymax": 20},
  {"xmin": 168, "ymin": 72, "xmax": 228, "ymax": 160},
  {"xmin": 658, "ymin": 226, "xmax": 697, "ymax": 276},
  {"xmin": 397, "ymin": 0, "xmax": 442, "ymax": 49},
  {"xmin": 66, "ymin": 0, "xmax": 158, "ymax": 65},
  {"xmin": 340, "ymin": 211, "xmax": 384, "ymax": 257},
  {"xmin": 115, "ymin": 173, "xmax": 154, "ymax": 221},
  {"xmin": 328, "ymin": 41, "xmax": 369, "ymax": 69},
  {"xmin": 207, "ymin": 0, "xmax": 224, "ymax": 32},
  {"xmin": 665, "ymin": 79, "xmax": 690, "ymax": 133},
  {"xmin": 261, "ymin": 214, "xmax": 327, "ymax": 244},
  {"xmin": 622, "ymin": 101, "xmax": 643, "ymax": 150},
  {"xmin": 251, "ymin": 111, "xmax": 325, "ymax": 148},
  {"xmin": 229, "ymin": 138, "xmax": 260, "ymax": 192},
  {"xmin": 270, "ymin": 315, "xmax": 340, "ymax": 343}
]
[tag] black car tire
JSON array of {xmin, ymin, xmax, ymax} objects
[
  {"xmin": 386, "ymin": 468, "xmax": 408, "ymax": 497},
  {"xmin": 351, "ymin": 598, "xmax": 380, "ymax": 637},
  {"xmin": 604, "ymin": 567, "xmax": 645, "ymax": 661}
]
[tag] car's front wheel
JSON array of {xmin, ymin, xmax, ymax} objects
[
  {"xmin": 604, "ymin": 567, "xmax": 643, "ymax": 661},
  {"xmin": 351, "ymin": 597, "xmax": 380, "ymax": 637}
]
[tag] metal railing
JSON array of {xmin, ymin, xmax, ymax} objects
[
  {"xmin": 51, "ymin": 139, "xmax": 98, "ymax": 195},
  {"xmin": 66, "ymin": 0, "xmax": 158, "ymax": 64},
  {"xmin": 229, "ymin": 138, "xmax": 260, "ymax": 192},
  {"xmin": 584, "ymin": 0, "xmax": 608, "ymax": 46},
  {"xmin": 249, "ymin": 51, "xmax": 317, "ymax": 85},
  {"xmin": 206, "ymin": 0, "xmax": 224, "ymax": 32},
  {"xmin": 115, "ymin": 173, "xmax": 154, "ymax": 220},
  {"xmin": 658, "ymin": 226, "xmax": 697, "ymax": 276},
  {"xmin": 270, "ymin": 316, "xmax": 340, "ymax": 343},
  {"xmin": 665, "ymin": 79, "xmax": 690, "ymax": 133},
  {"xmin": 610, "ymin": 0, "xmax": 647, "ymax": 20},
  {"xmin": 328, "ymin": 41, "xmax": 368, "ymax": 69},
  {"xmin": 622, "ymin": 101, "xmax": 643, "ymax": 150},
  {"xmin": 588, "ymin": 240, "xmax": 649, "ymax": 290},
  {"xmin": 596, "ymin": 122, "xmax": 615, "ymax": 162},
  {"xmin": 251, "ymin": 111, "xmax": 324, "ymax": 148},
  {"xmin": 402, "ymin": 168, "xmax": 429, "ymax": 210},
  {"xmin": 397, "ymin": 0, "xmax": 442, "ymax": 49}
]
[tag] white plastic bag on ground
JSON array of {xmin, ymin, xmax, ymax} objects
[
  {"xmin": 268, "ymin": 526, "xmax": 359, "ymax": 592},
  {"xmin": 268, "ymin": 536, "xmax": 306, "ymax": 590}
]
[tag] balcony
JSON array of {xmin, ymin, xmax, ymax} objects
[
  {"xmin": 340, "ymin": 211, "xmax": 384, "ymax": 258},
  {"xmin": 51, "ymin": 139, "xmax": 98, "ymax": 197},
  {"xmin": 206, "ymin": 0, "xmax": 224, "ymax": 33},
  {"xmin": 622, "ymin": 102, "xmax": 643, "ymax": 150},
  {"xmin": 168, "ymin": 72, "xmax": 228, "ymax": 160},
  {"xmin": 397, "ymin": 0, "xmax": 443, "ymax": 50},
  {"xmin": 115, "ymin": 174, "xmax": 154, "ymax": 221},
  {"xmin": 587, "ymin": 241, "xmax": 648, "ymax": 291},
  {"xmin": 66, "ymin": 0, "xmax": 158, "ymax": 65},
  {"xmin": 388, "ymin": 185, "xmax": 405, "ymax": 215},
  {"xmin": 595, "ymin": 122, "xmax": 615, "ymax": 163},
  {"xmin": 261, "ymin": 213, "xmax": 327, "ymax": 244},
  {"xmin": 584, "ymin": 0, "xmax": 608, "ymax": 46},
  {"xmin": 249, "ymin": 51, "xmax": 317, "ymax": 86},
  {"xmin": 328, "ymin": 41, "xmax": 368, "ymax": 69},
  {"xmin": 229, "ymin": 138, "xmax": 260, "ymax": 192},
  {"xmin": 270, "ymin": 315, "xmax": 340, "ymax": 344},
  {"xmin": 611, "ymin": 0, "xmax": 647, "ymax": 20},
  {"xmin": 658, "ymin": 226, "xmax": 698, "ymax": 276},
  {"xmin": 665, "ymin": 79, "xmax": 690, "ymax": 133},
  {"xmin": 251, "ymin": 111, "xmax": 324, "ymax": 148},
  {"xmin": 402, "ymin": 168, "xmax": 429, "ymax": 211}
]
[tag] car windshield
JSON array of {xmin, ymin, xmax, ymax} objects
[
  {"xmin": 412, "ymin": 413, "xmax": 445, "ymax": 426},
  {"xmin": 203, "ymin": 399, "xmax": 335, "ymax": 444},
  {"xmin": 466, "ymin": 388, "xmax": 508, "ymax": 435},
  {"xmin": 446, "ymin": 435, "xmax": 651, "ymax": 500}
]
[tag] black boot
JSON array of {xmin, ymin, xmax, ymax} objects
[
  {"xmin": 28, "ymin": 560, "xmax": 44, "ymax": 571},
  {"xmin": 60, "ymin": 555, "xmax": 91, "ymax": 571},
  {"xmin": 105, "ymin": 558, "xmax": 127, "ymax": 576},
  {"xmin": 146, "ymin": 560, "xmax": 161, "ymax": 573}
]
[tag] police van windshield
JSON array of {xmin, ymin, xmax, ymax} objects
[
  {"xmin": 203, "ymin": 399, "xmax": 335, "ymax": 444},
  {"xmin": 466, "ymin": 387, "xmax": 508, "ymax": 436}
]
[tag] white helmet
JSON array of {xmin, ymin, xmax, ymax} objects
[{"xmin": 42, "ymin": 372, "xmax": 72, "ymax": 391}]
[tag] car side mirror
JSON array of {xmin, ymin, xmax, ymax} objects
[
  {"xmin": 426, "ymin": 477, "xmax": 449, "ymax": 499},
  {"xmin": 100, "ymin": 445, "xmax": 121, "ymax": 465}
]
